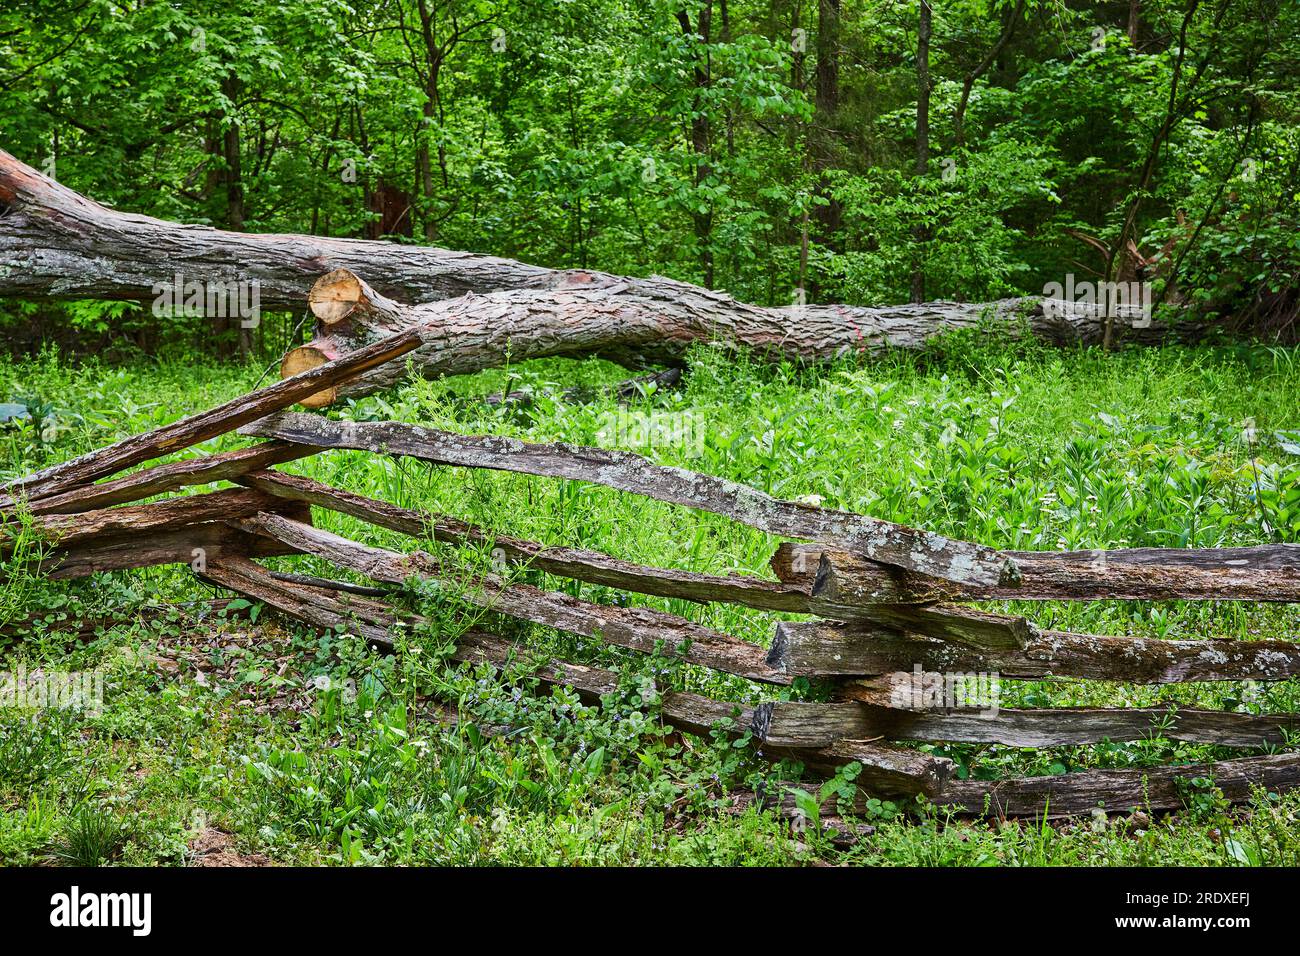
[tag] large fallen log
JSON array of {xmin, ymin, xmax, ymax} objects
[
  {"xmin": 768, "ymin": 620, "xmax": 1300, "ymax": 684},
  {"xmin": 239, "ymin": 413, "xmax": 1019, "ymax": 587},
  {"xmin": 772, "ymin": 542, "xmax": 1300, "ymax": 603},
  {"xmin": 0, "ymin": 150, "xmax": 1195, "ymax": 384},
  {"xmin": 284, "ymin": 268, "xmax": 1179, "ymax": 405},
  {"xmin": 0, "ymin": 327, "xmax": 420, "ymax": 506},
  {"xmin": 236, "ymin": 468, "xmax": 811, "ymax": 612}
]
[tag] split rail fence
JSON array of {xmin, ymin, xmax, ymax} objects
[{"xmin": 5, "ymin": 273, "xmax": 1300, "ymax": 819}]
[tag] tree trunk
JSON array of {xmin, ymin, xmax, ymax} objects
[
  {"xmin": 676, "ymin": 5, "xmax": 715, "ymax": 288},
  {"xmin": 0, "ymin": 148, "xmax": 1207, "ymax": 371},
  {"xmin": 910, "ymin": 0, "xmax": 932, "ymax": 303},
  {"xmin": 812, "ymin": 0, "xmax": 842, "ymax": 242},
  {"xmin": 954, "ymin": 0, "xmax": 1023, "ymax": 147},
  {"xmin": 221, "ymin": 73, "xmax": 251, "ymax": 361},
  {"xmin": 281, "ymin": 268, "xmax": 1187, "ymax": 404}
]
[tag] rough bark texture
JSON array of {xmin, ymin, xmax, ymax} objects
[
  {"xmin": 239, "ymin": 412, "xmax": 1018, "ymax": 587},
  {"xmin": 941, "ymin": 752, "xmax": 1300, "ymax": 817},
  {"xmin": 21, "ymin": 487, "xmax": 297, "ymax": 551},
  {"xmin": 762, "ymin": 697, "xmax": 1300, "ymax": 748},
  {"xmin": 39, "ymin": 520, "xmax": 302, "ymax": 580},
  {"xmin": 877, "ymin": 705, "xmax": 1300, "ymax": 748},
  {"xmin": 0, "ymin": 150, "xmax": 1198, "ymax": 381},
  {"xmin": 236, "ymin": 468, "xmax": 811, "ymax": 612},
  {"xmin": 0, "ymin": 148, "xmax": 548, "ymax": 306},
  {"xmin": 26, "ymin": 442, "xmax": 316, "ymax": 515},
  {"xmin": 288, "ymin": 267, "xmax": 1182, "ymax": 403},
  {"xmin": 772, "ymin": 541, "xmax": 1300, "ymax": 603},
  {"xmin": 769, "ymin": 620, "xmax": 1300, "ymax": 683},
  {"xmin": 820, "ymin": 601, "xmax": 1034, "ymax": 649}
]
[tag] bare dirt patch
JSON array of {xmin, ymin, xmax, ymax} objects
[{"xmin": 189, "ymin": 828, "xmax": 272, "ymax": 868}]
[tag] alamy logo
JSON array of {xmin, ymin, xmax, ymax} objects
[
  {"xmin": 151, "ymin": 273, "xmax": 260, "ymax": 327},
  {"xmin": 49, "ymin": 886, "xmax": 151, "ymax": 936},
  {"xmin": 1, "ymin": 665, "xmax": 104, "ymax": 714},
  {"xmin": 1042, "ymin": 274, "xmax": 1152, "ymax": 328},
  {"xmin": 597, "ymin": 409, "xmax": 706, "ymax": 458},
  {"xmin": 890, "ymin": 665, "xmax": 1000, "ymax": 717}
]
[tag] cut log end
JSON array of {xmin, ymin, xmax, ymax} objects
[
  {"xmin": 308, "ymin": 268, "xmax": 366, "ymax": 324},
  {"xmin": 280, "ymin": 346, "xmax": 337, "ymax": 408}
]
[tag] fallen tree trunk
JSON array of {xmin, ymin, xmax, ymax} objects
[
  {"xmin": 0, "ymin": 149, "xmax": 548, "ymax": 306},
  {"xmin": 0, "ymin": 150, "xmax": 1199, "ymax": 387},
  {"xmin": 284, "ymin": 269, "xmax": 1184, "ymax": 405}
]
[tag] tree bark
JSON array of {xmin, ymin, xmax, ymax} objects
[
  {"xmin": 768, "ymin": 620, "xmax": 1300, "ymax": 684},
  {"xmin": 220, "ymin": 73, "xmax": 251, "ymax": 361},
  {"xmin": 812, "ymin": 0, "xmax": 842, "ymax": 241},
  {"xmin": 954, "ymin": 0, "xmax": 1023, "ymax": 147},
  {"xmin": 0, "ymin": 149, "xmax": 1201, "ymax": 370},
  {"xmin": 238, "ymin": 409, "xmax": 1020, "ymax": 587},
  {"xmin": 38, "ymin": 520, "xmax": 301, "ymax": 580},
  {"xmin": 283, "ymin": 266, "xmax": 1178, "ymax": 406},
  {"xmin": 910, "ymin": 0, "xmax": 932, "ymax": 303},
  {"xmin": 773, "ymin": 541, "xmax": 1300, "ymax": 603},
  {"xmin": 676, "ymin": 4, "xmax": 716, "ymax": 288},
  {"xmin": 26, "ymin": 441, "xmax": 315, "ymax": 515}
]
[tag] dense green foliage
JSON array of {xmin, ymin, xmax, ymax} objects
[
  {"xmin": 3, "ymin": 341, "xmax": 1300, "ymax": 864},
  {"xmin": 2, "ymin": 0, "xmax": 1300, "ymax": 868},
  {"xmin": 2, "ymin": 0, "xmax": 1298, "ymax": 357}
]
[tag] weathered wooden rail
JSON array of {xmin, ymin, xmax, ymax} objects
[{"xmin": 5, "ymin": 280, "xmax": 1300, "ymax": 822}]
